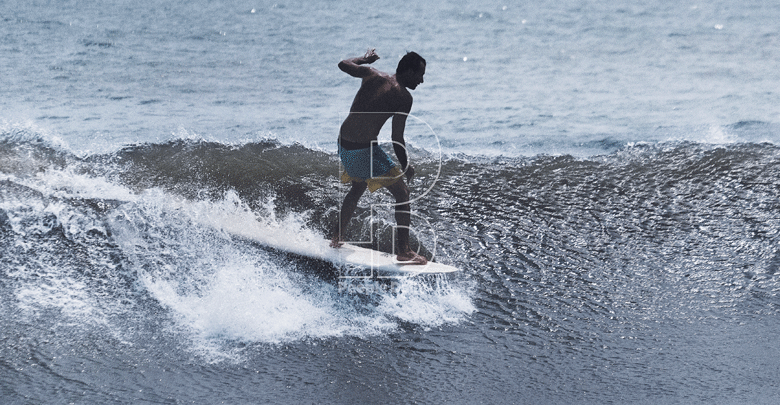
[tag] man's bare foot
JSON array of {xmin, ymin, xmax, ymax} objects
[
  {"xmin": 396, "ymin": 250, "xmax": 427, "ymax": 265},
  {"xmin": 330, "ymin": 235, "xmax": 343, "ymax": 248}
]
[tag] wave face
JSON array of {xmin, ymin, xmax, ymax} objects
[
  {"xmin": 3, "ymin": 130, "xmax": 780, "ymax": 403},
  {"xmin": 3, "ymin": 0, "xmax": 780, "ymax": 401}
]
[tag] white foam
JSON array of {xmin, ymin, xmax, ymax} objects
[
  {"xmin": 4, "ymin": 163, "xmax": 474, "ymax": 353},
  {"xmin": 377, "ymin": 276, "xmax": 476, "ymax": 328},
  {"xmin": 3, "ymin": 177, "xmax": 117, "ymax": 328},
  {"xmin": 108, "ymin": 189, "xmax": 474, "ymax": 351},
  {"xmin": 40, "ymin": 168, "xmax": 138, "ymax": 202},
  {"xmin": 141, "ymin": 254, "xmax": 403, "ymax": 350},
  {"xmin": 703, "ymin": 124, "xmax": 737, "ymax": 144},
  {"xmin": 107, "ymin": 191, "xmax": 376, "ymax": 343},
  {"xmin": 15, "ymin": 275, "xmax": 107, "ymax": 327}
]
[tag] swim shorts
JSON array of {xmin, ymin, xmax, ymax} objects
[{"xmin": 338, "ymin": 140, "xmax": 403, "ymax": 192}]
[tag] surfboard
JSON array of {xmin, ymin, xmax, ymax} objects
[
  {"xmin": 316, "ymin": 241, "xmax": 460, "ymax": 275},
  {"xmin": 202, "ymin": 210, "xmax": 460, "ymax": 276}
]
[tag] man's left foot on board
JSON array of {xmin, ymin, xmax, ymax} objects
[
  {"xmin": 329, "ymin": 235, "xmax": 343, "ymax": 248},
  {"xmin": 396, "ymin": 251, "xmax": 427, "ymax": 265}
]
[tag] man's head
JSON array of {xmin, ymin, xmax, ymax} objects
[{"xmin": 396, "ymin": 52, "xmax": 426, "ymax": 90}]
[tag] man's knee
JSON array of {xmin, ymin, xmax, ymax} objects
[
  {"xmin": 349, "ymin": 181, "xmax": 368, "ymax": 194},
  {"xmin": 392, "ymin": 182, "xmax": 410, "ymax": 202}
]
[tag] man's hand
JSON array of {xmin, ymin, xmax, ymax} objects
[
  {"xmin": 339, "ymin": 49, "xmax": 381, "ymax": 77},
  {"xmin": 362, "ymin": 48, "xmax": 380, "ymax": 64},
  {"xmin": 405, "ymin": 165, "xmax": 416, "ymax": 184}
]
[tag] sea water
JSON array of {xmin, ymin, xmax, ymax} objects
[{"xmin": 2, "ymin": 0, "xmax": 780, "ymax": 403}]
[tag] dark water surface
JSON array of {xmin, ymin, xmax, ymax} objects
[
  {"xmin": 3, "ymin": 136, "xmax": 780, "ymax": 403},
  {"xmin": 3, "ymin": 0, "xmax": 780, "ymax": 402}
]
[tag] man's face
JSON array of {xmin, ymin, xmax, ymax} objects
[{"xmin": 406, "ymin": 63, "xmax": 426, "ymax": 90}]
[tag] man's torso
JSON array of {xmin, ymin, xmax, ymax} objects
[{"xmin": 339, "ymin": 73, "xmax": 411, "ymax": 144}]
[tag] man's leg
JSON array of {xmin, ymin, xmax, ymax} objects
[
  {"xmin": 330, "ymin": 180, "xmax": 368, "ymax": 247},
  {"xmin": 384, "ymin": 180, "xmax": 427, "ymax": 264}
]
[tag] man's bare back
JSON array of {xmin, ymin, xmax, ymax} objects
[
  {"xmin": 339, "ymin": 74, "xmax": 412, "ymax": 144},
  {"xmin": 337, "ymin": 49, "xmax": 424, "ymax": 146}
]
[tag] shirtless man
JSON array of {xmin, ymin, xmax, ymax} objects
[{"xmin": 329, "ymin": 49, "xmax": 427, "ymax": 265}]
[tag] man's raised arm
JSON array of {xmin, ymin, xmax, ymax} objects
[{"xmin": 338, "ymin": 48, "xmax": 380, "ymax": 78}]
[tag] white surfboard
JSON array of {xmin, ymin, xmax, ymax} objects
[
  {"xmin": 200, "ymin": 210, "xmax": 460, "ymax": 276},
  {"xmin": 314, "ymin": 241, "xmax": 460, "ymax": 275}
]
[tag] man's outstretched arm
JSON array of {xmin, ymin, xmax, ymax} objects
[{"xmin": 338, "ymin": 48, "xmax": 380, "ymax": 78}]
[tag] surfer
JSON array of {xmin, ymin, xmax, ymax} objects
[{"xmin": 329, "ymin": 48, "xmax": 428, "ymax": 265}]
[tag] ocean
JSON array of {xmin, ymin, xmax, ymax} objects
[{"xmin": 2, "ymin": 0, "xmax": 780, "ymax": 403}]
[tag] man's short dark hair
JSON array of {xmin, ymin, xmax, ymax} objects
[{"xmin": 396, "ymin": 52, "xmax": 426, "ymax": 74}]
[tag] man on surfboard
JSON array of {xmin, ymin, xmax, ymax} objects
[{"xmin": 329, "ymin": 48, "xmax": 428, "ymax": 265}]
